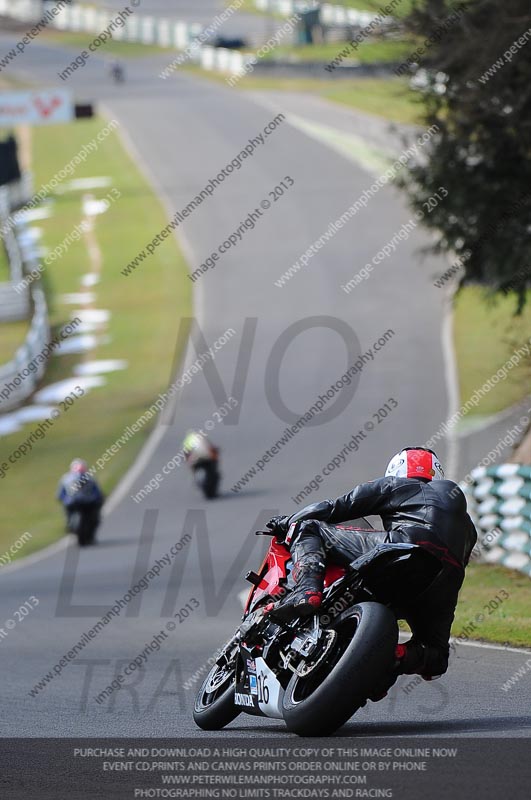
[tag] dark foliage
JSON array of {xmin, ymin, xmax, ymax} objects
[{"xmin": 399, "ymin": 0, "xmax": 531, "ymax": 311}]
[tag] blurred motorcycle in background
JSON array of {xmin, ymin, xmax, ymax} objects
[{"xmin": 183, "ymin": 431, "xmax": 221, "ymax": 499}]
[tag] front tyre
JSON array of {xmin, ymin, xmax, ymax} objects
[
  {"xmin": 282, "ymin": 602, "xmax": 397, "ymax": 736},
  {"xmin": 193, "ymin": 653, "xmax": 240, "ymax": 731}
]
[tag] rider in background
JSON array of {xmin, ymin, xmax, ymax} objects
[
  {"xmin": 110, "ymin": 60, "xmax": 125, "ymax": 83},
  {"xmin": 183, "ymin": 431, "xmax": 219, "ymax": 468},
  {"xmin": 57, "ymin": 459, "xmax": 104, "ymax": 532},
  {"xmin": 183, "ymin": 431, "xmax": 221, "ymax": 499},
  {"xmin": 267, "ymin": 447, "xmax": 477, "ymax": 683}
]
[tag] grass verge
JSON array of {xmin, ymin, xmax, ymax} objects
[
  {"xmin": 237, "ymin": 0, "xmax": 417, "ymax": 18},
  {"xmin": 41, "ymin": 29, "xmax": 168, "ymax": 58},
  {"xmin": 312, "ymin": 75, "xmax": 419, "ymax": 124},
  {"xmin": 0, "ymin": 240, "xmax": 11, "ymax": 281},
  {"xmin": 454, "ymin": 286, "xmax": 531, "ymax": 417},
  {"xmin": 0, "ymin": 319, "xmax": 30, "ymax": 366},
  {"xmin": 0, "ymin": 116, "xmax": 191, "ymax": 558},
  {"xmin": 399, "ymin": 563, "xmax": 531, "ymax": 648},
  {"xmin": 327, "ymin": 0, "xmax": 416, "ymax": 13},
  {"xmin": 262, "ymin": 38, "xmax": 412, "ymax": 64},
  {"xmin": 187, "ymin": 66, "xmax": 421, "ymax": 125},
  {"xmin": 453, "ymin": 563, "xmax": 531, "ymax": 648}
]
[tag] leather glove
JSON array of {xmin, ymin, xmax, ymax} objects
[{"xmin": 266, "ymin": 515, "xmax": 290, "ymax": 536}]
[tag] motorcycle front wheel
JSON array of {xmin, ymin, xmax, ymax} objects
[
  {"xmin": 282, "ymin": 602, "xmax": 397, "ymax": 736},
  {"xmin": 193, "ymin": 644, "xmax": 240, "ymax": 730}
]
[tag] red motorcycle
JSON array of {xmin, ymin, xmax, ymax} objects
[{"xmin": 194, "ymin": 519, "xmax": 443, "ymax": 736}]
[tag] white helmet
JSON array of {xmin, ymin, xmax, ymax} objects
[
  {"xmin": 385, "ymin": 447, "xmax": 444, "ymax": 481},
  {"xmin": 70, "ymin": 458, "xmax": 88, "ymax": 474}
]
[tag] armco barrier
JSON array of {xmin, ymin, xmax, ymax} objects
[
  {"xmin": 52, "ymin": 4, "xmax": 203, "ymax": 50},
  {"xmin": 0, "ymin": 0, "xmax": 203, "ymax": 51},
  {"xmin": 0, "ymin": 0, "xmax": 243, "ymax": 74},
  {"xmin": 0, "ymin": 285, "xmax": 49, "ymax": 411},
  {"xmin": 2, "ymin": 173, "xmax": 32, "ymax": 214},
  {"xmin": 0, "ymin": 174, "xmax": 34, "ymax": 283},
  {"xmin": 0, "ymin": 0, "xmax": 37, "ymax": 19},
  {"xmin": 462, "ymin": 464, "xmax": 531, "ymax": 577},
  {"xmin": 199, "ymin": 45, "xmax": 253, "ymax": 75},
  {"xmin": 0, "ymin": 0, "xmax": 388, "ymax": 76},
  {"xmin": 0, "ymin": 178, "xmax": 51, "ymax": 413}
]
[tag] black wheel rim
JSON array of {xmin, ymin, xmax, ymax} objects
[
  {"xmin": 196, "ymin": 660, "xmax": 236, "ymax": 710},
  {"xmin": 289, "ymin": 613, "xmax": 360, "ymax": 705}
]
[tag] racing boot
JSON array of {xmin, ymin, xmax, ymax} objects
[
  {"xmin": 270, "ymin": 539, "xmax": 325, "ymax": 621},
  {"xmin": 368, "ymin": 645, "xmax": 406, "ymax": 702}
]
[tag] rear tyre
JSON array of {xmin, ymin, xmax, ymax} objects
[
  {"xmin": 204, "ymin": 463, "xmax": 220, "ymax": 499},
  {"xmin": 77, "ymin": 509, "xmax": 98, "ymax": 546},
  {"xmin": 68, "ymin": 511, "xmax": 81, "ymax": 537},
  {"xmin": 193, "ymin": 652, "xmax": 240, "ymax": 730},
  {"xmin": 70, "ymin": 510, "xmax": 89, "ymax": 546},
  {"xmin": 282, "ymin": 602, "xmax": 397, "ymax": 736},
  {"xmin": 196, "ymin": 463, "xmax": 220, "ymax": 499},
  {"xmin": 77, "ymin": 524, "xmax": 91, "ymax": 547}
]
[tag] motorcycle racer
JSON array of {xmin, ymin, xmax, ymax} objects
[
  {"xmin": 57, "ymin": 458, "xmax": 104, "ymax": 532},
  {"xmin": 266, "ymin": 447, "xmax": 477, "ymax": 680},
  {"xmin": 183, "ymin": 431, "xmax": 219, "ymax": 467},
  {"xmin": 183, "ymin": 431, "xmax": 221, "ymax": 499}
]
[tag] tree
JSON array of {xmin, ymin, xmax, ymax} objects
[{"xmin": 399, "ymin": 0, "xmax": 531, "ymax": 311}]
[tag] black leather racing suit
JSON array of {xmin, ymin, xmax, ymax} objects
[{"xmin": 284, "ymin": 476, "xmax": 478, "ymax": 677}]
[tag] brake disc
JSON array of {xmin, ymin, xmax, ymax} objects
[
  {"xmin": 295, "ymin": 630, "xmax": 337, "ymax": 677},
  {"xmin": 204, "ymin": 639, "xmax": 238, "ymax": 692},
  {"xmin": 205, "ymin": 662, "xmax": 233, "ymax": 692}
]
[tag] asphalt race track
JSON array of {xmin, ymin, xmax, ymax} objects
[{"xmin": 1, "ymin": 29, "xmax": 530, "ymax": 749}]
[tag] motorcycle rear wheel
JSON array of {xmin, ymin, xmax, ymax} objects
[
  {"xmin": 195, "ymin": 463, "xmax": 220, "ymax": 499},
  {"xmin": 77, "ymin": 510, "xmax": 98, "ymax": 546},
  {"xmin": 282, "ymin": 602, "xmax": 397, "ymax": 736}
]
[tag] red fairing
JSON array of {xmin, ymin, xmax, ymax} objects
[
  {"xmin": 244, "ymin": 538, "xmax": 291, "ymax": 613},
  {"xmin": 244, "ymin": 538, "xmax": 346, "ymax": 613},
  {"xmin": 324, "ymin": 564, "xmax": 346, "ymax": 587}
]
